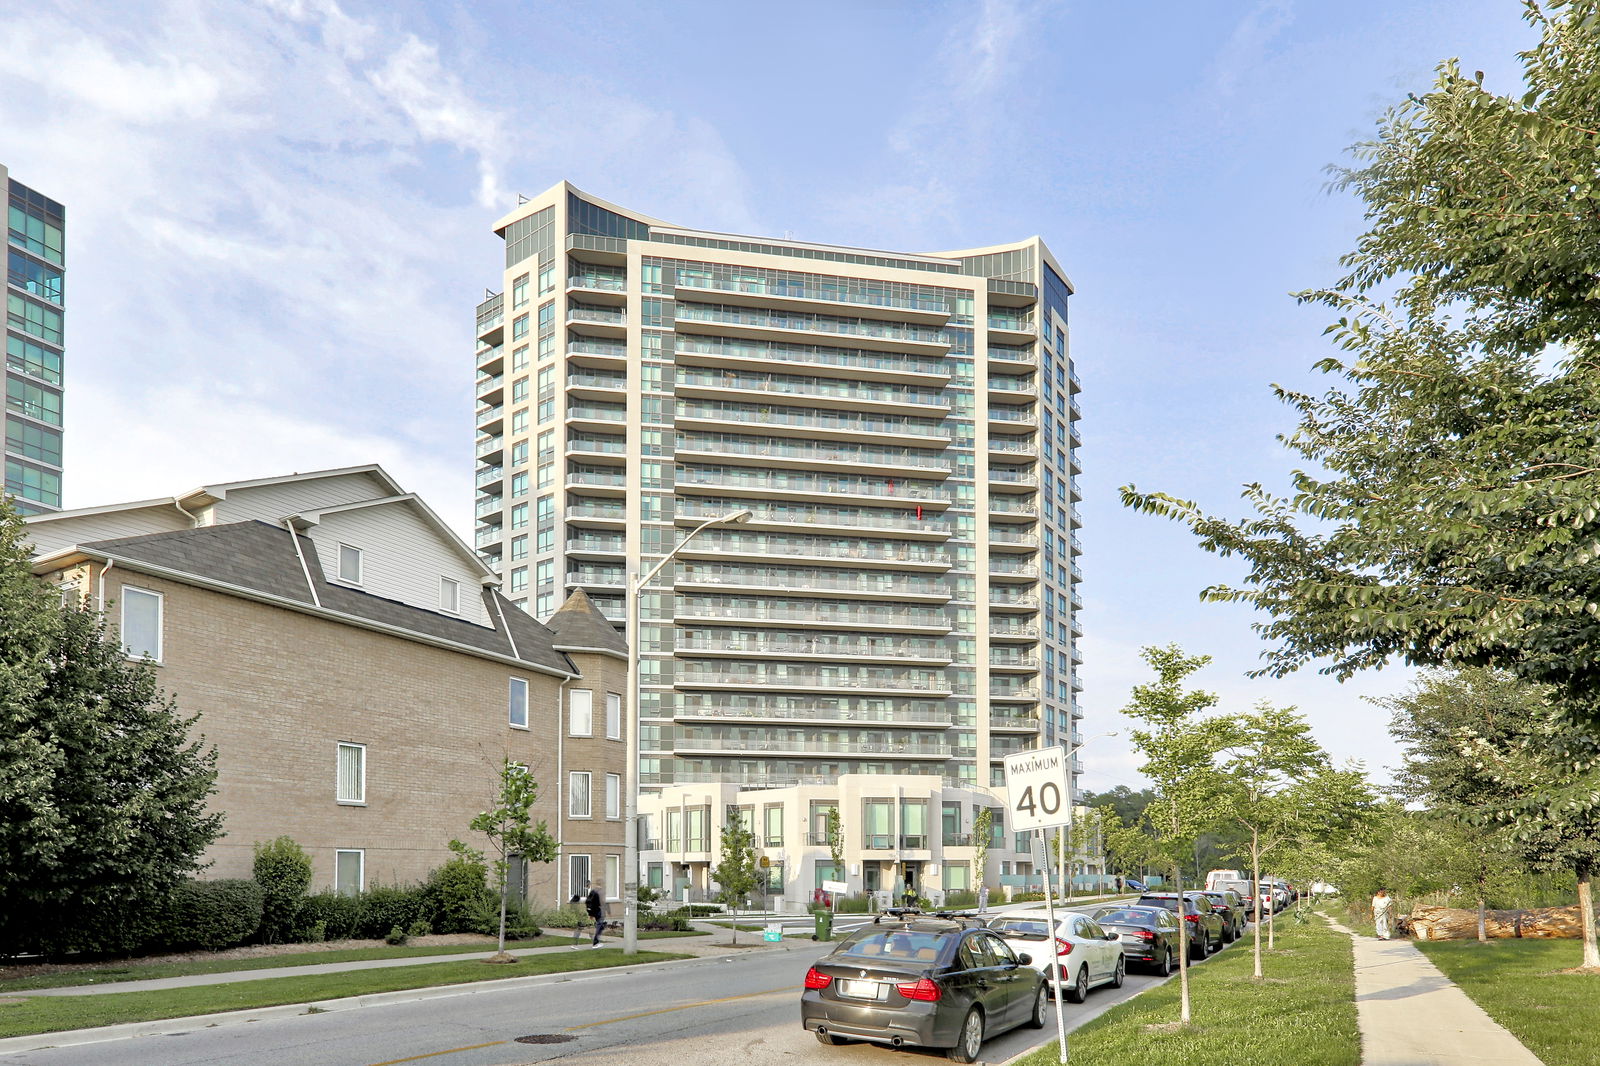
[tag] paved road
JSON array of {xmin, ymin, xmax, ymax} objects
[{"xmin": 0, "ymin": 939, "xmax": 1202, "ymax": 1066}]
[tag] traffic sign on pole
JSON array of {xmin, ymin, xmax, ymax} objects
[{"xmin": 1003, "ymin": 747, "xmax": 1072, "ymax": 833}]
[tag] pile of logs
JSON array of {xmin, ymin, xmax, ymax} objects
[{"xmin": 1408, "ymin": 904, "xmax": 1583, "ymax": 940}]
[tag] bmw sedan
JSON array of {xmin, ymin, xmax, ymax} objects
[{"xmin": 801, "ymin": 911, "xmax": 1047, "ymax": 1062}]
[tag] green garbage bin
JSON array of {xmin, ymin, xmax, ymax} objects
[{"xmin": 813, "ymin": 910, "xmax": 833, "ymax": 941}]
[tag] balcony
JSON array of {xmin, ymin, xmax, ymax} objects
[
  {"xmin": 675, "ymin": 565, "xmax": 952, "ymax": 601},
  {"xmin": 475, "ymin": 434, "xmax": 504, "ymax": 461},
  {"xmin": 476, "ymin": 373, "xmax": 504, "ymax": 401},
  {"xmin": 675, "ymin": 600, "xmax": 952, "ymax": 632},
  {"xmin": 476, "ymin": 292, "xmax": 503, "ymax": 340},
  {"xmin": 568, "ymin": 502, "xmax": 626, "ymax": 523},
  {"xmin": 474, "ymin": 526, "xmax": 503, "ymax": 548},
  {"xmin": 476, "ymin": 403, "xmax": 504, "ymax": 432},
  {"xmin": 676, "ymin": 498, "xmax": 953, "ymax": 537},
  {"xmin": 568, "ymin": 339, "xmax": 627, "ymax": 360},
  {"xmin": 675, "ymin": 665, "xmax": 952, "ymax": 694},
  {"xmin": 676, "ymin": 400, "xmax": 953, "ymax": 444},
  {"xmin": 676, "ymin": 435, "xmax": 953, "ymax": 475},
  {"xmin": 569, "ymin": 272, "xmax": 627, "ymax": 292},
  {"xmin": 675, "ymin": 633, "xmax": 953, "ymax": 663},
  {"xmin": 568, "ymin": 469, "xmax": 626, "ymax": 490},
  {"xmin": 567, "ymin": 534, "xmax": 624, "ymax": 555},
  {"xmin": 569, "ymin": 567, "xmax": 625, "ymax": 586},
  {"xmin": 476, "ymin": 464, "xmax": 504, "ymax": 490},
  {"xmin": 673, "ymin": 735, "xmax": 953, "ymax": 757},
  {"xmin": 569, "ymin": 371, "xmax": 627, "ymax": 392},
  {"xmin": 676, "ymin": 368, "xmax": 950, "ymax": 414},
  {"xmin": 675, "ymin": 467, "xmax": 951, "ymax": 507},
  {"xmin": 674, "ymin": 336, "xmax": 950, "ymax": 383},
  {"xmin": 675, "ymin": 533, "xmax": 951, "ymax": 568},
  {"xmin": 475, "ymin": 344, "xmax": 504, "ymax": 373},
  {"xmin": 675, "ymin": 303, "xmax": 951, "ymax": 354},
  {"xmin": 674, "ymin": 702, "xmax": 953, "ymax": 727},
  {"xmin": 475, "ymin": 495, "xmax": 503, "ymax": 519},
  {"xmin": 672, "ymin": 271, "xmax": 951, "ymax": 319}
]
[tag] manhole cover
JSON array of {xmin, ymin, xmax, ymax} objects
[{"xmin": 515, "ymin": 1034, "xmax": 577, "ymax": 1045}]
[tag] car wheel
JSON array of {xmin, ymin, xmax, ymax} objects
[
  {"xmin": 1158, "ymin": 948, "xmax": 1173, "ymax": 977},
  {"xmin": 1065, "ymin": 964, "xmax": 1090, "ymax": 1003},
  {"xmin": 1027, "ymin": 985, "xmax": 1048, "ymax": 1029},
  {"xmin": 946, "ymin": 1008, "xmax": 984, "ymax": 1063},
  {"xmin": 1193, "ymin": 934, "xmax": 1208, "ymax": 960},
  {"xmin": 1110, "ymin": 954, "xmax": 1126, "ymax": 989},
  {"xmin": 814, "ymin": 1030, "xmax": 845, "ymax": 1046}
]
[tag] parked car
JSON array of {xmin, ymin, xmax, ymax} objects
[
  {"xmin": 802, "ymin": 910, "xmax": 1047, "ymax": 1062},
  {"xmin": 1193, "ymin": 890, "xmax": 1246, "ymax": 941},
  {"xmin": 987, "ymin": 911, "xmax": 1125, "ymax": 1003},
  {"xmin": 1135, "ymin": 893, "xmax": 1225, "ymax": 958},
  {"xmin": 1123, "ymin": 878, "xmax": 1146, "ymax": 893},
  {"xmin": 1210, "ymin": 878, "xmax": 1256, "ymax": 918},
  {"xmin": 1089, "ymin": 904, "xmax": 1185, "ymax": 976}
]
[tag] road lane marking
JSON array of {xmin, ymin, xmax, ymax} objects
[
  {"xmin": 368, "ymin": 1040, "xmax": 507, "ymax": 1065},
  {"xmin": 565, "ymin": 985, "xmax": 801, "ymax": 1030}
]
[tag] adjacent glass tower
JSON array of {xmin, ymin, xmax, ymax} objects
[
  {"xmin": 473, "ymin": 182, "xmax": 1082, "ymax": 794},
  {"xmin": 3, "ymin": 163, "xmax": 65, "ymax": 514}
]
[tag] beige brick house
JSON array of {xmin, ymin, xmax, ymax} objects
[{"xmin": 26, "ymin": 465, "xmax": 627, "ymax": 906}]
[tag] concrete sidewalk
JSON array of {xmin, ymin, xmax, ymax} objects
[
  {"xmin": 1333, "ymin": 919, "xmax": 1545, "ymax": 1066},
  {"xmin": 9, "ymin": 922, "xmax": 802, "ymax": 998}
]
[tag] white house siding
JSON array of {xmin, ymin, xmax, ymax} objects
[
  {"xmin": 305, "ymin": 501, "xmax": 490, "ymax": 627},
  {"xmin": 24, "ymin": 505, "xmax": 189, "ymax": 558},
  {"xmin": 211, "ymin": 471, "xmax": 393, "ymax": 527}
]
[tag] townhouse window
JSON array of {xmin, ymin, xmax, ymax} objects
[
  {"xmin": 569, "ymin": 771, "xmax": 592, "ymax": 818},
  {"xmin": 508, "ymin": 677, "xmax": 529, "ymax": 728},
  {"xmin": 338, "ymin": 544, "xmax": 362, "ymax": 584},
  {"xmin": 606, "ymin": 854, "xmax": 621, "ymax": 900},
  {"xmin": 335, "ymin": 849, "xmax": 364, "ymax": 897},
  {"xmin": 439, "ymin": 577, "xmax": 460, "ymax": 613},
  {"xmin": 569, "ymin": 853, "xmax": 591, "ymax": 896},
  {"xmin": 336, "ymin": 742, "xmax": 366, "ymax": 804},
  {"xmin": 606, "ymin": 773, "xmax": 621, "ymax": 819},
  {"xmin": 764, "ymin": 804, "xmax": 783, "ymax": 847},
  {"xmin": 605, "ymin": 692, "xmax": 622, "ymax": 740},
  {"xmin": 569, "ymin": 688, "xmax": 593, "ymax": 736},
  {"xmin": 120, "ymin": 586, "xmax": 163, "ymax": 661}
]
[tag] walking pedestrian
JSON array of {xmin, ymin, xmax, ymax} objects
[
  {"xmin": 1372, "ymin": 888, "xmax": 1394, "ymax": 940},
  {"xmin": 585, "ymin": 880, "xmax": 606, "ymax": 947}
]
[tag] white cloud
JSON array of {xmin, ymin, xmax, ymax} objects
[{"xmin": 1206, "ymin": 0, "xmax": 1296, "ymax": 100}]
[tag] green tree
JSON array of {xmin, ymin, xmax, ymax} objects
[
  {"xmin": 1123, "ymin": 645, "xmax": 1231, "ymax": 1023},
  {"xmin": 971, "ymin": 806, "xmax": 994, "ymax": 903},
  {"xmin": 1081, "ymin": 786, "xmax": 1157, "ymax": 829},
  {"xmin": 826, "ymin": 805, "xmax": 844, "ymax": 888},
  {"xmin": 467, "ymin": 758, "xmax": 557, "ymax": 958},
  {"xmin": 0, "ymin": 503, "xmax": 222, "ymax": 956},
  {"xmin": 252, "ymin": 836, "xmax": 312, "ymax": 944},
  {"xmin": 1121, "ymin": 4, "xmax": 1600, "ymax": 728},
  {"xmin": 1216, "ymin": 703, "xmax": 1328, "ymax": 974},
  {"xmin": 712, "ymin": 810, "xmax": 759, "ymax": 944}
]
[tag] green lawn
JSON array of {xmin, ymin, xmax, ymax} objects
[
  {"xmin": 1016, "ymin": 918, "xmax": 1359, "ymax": 1066},
  {"xmin": 1417, "ymin": 938, "xmax": 1600, "ymax": 1066},
  {"xmin": 0, "ymin": 949, "xmax": 689, "ymax": 1039},
  {"xmin": 0, "ymin": 930, "xmax": 704, "ymax": 993}
]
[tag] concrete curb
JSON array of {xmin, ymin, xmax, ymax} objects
[{"xmin": 0, "ymin": 939, "xmax": 819, "ymax": 1056}]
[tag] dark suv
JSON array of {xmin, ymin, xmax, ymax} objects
[
  {"xmin": 1136, "ymin": 893, "xmax": 1225, "ymax": 959},
  {"xmin": 1193, "ymin": 889, "xmax": 1245, "ymax": 942},
  {"xmin": 801, "ymin": 909, "xmax": 1047, "ymax": 1062}
]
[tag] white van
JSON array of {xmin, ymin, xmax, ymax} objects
[{"xmin": 1204, "ymin": 869, "xmax": 1244, "ymax": 891}]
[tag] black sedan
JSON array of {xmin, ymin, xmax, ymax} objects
[
  {"xmin": 1089, "ymin": 905, "xmax": 1184, "ymax": 975},
  {"xmin": 1193, "ymin": 890, "xmax": 1246, "ymax": 942},
  {"xmin": 1135, "ymin": 892, "xmax": 1225, "ymax": 959},
  {"xmin": 801, "ymin": 912, "xmax": 1047, "ymax": 1062}
]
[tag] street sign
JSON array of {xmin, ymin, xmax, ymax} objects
[
  {"xmin": 1003, "ymin": 746, "xmax": 1072, "ymax": 832},
  {"xmin": 822, "ymin": 880, "xmax": 849, "ymax": 894},
  {"xmin": 759, "ymin": 855, "xmax": 771, "ymax": 868}
]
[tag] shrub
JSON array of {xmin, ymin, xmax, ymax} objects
[
  {"xmin": 164, "ymin": 879, "xmax": 265, "ymax": 951},
  {"xmin": 836, "ymin": 895, "xmax": 874, "ymax": 913},
  {"xmin": 355, "ymin": 882, "xmax": 427, "ymax": 940},
  {"xmin": 942, "ymin": 890, "xmax": 978, "ymax": 910},
  {"xmin": 252, "ymin": 837, "xmax": 312, "ymax": 944},
  {"xmin": 304, "ymin": 920, "xmax": 327, "ymax": 943},
  {"xmin": 528, "ymin": 904, "xmax": 589, "ymax": 929},
  {"xmin": 504, "ymin": 900, "xmax": 541, "ymax": 940},
  {"xmin": 385, "ymin": 925, "xmax": 408, "ymax": 946},
  {"xmin": 641, "ymin": 911, "xmax": 691, "ymax": 931},
  {"xmin": 424, "ymin": 843, "xmax": 489, "ymax": 934},
  {"xmin": 295, "ymin": 891, "xmax": 360, "ymax": 941},
  {"xmin": 406, "ymin": 918, "xmax": 433, "ymax": 938}
]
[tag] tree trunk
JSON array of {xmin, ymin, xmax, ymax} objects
[
  {"xmin": 1476, "ymin": 898, "xmax": 1487, "ymax": 943},
  {"xmin": 1250, "ymin": 834, "xmax": 1263, "ymax": 980},
  {"xmin": 1408, "ymin": 904, "xmax": 1585, "ymax": 940},
  {"xmin": 1175, "ymin": 863, "xmax": 1191, "ymax": 1024},
  {"xmin": 1579, "ymin": 862, "xmax": 1599, "ymax": 968},
  {"xmin": 497, "ymin": 862, "xmax": 509, "ymax": 955}
]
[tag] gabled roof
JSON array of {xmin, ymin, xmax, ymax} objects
[
  {"xmin": 290, "ymin": 493, "xmax": 496, "ymax": 582},
  {"xmin": 545, "ymin": 588, "xmax": 628, "ymax": 658},
  {"xmin": 42, "ymin": 521, "xmax": 574, "ymax": 677}
]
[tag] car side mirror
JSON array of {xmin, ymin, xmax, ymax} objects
[
  {"xmin": 1017, "ymin": 952, "xmax": 1032, "ymax": 966},
  {"xmin": 1104, "ymin": 933, "xmax": 1118, "ymax": 941}
]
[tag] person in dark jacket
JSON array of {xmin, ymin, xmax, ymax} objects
[{"xmin": 585, "ymin": 881, "xmax": 605, "ymax": 946}]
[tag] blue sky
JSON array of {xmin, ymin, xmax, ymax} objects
[{"xmin": 1, "ymin": 0, "xmax": 1537, "ymax": 793}]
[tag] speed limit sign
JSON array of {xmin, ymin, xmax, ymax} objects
[{"xmin": 1003, "ymin": 747, "xmax": 1071, "ymax": 832}]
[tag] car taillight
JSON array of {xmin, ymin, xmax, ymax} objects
[
  {"xmin": 1055, "ymin": 937, "xmax": 1073, "ymax": 956},
  {"xmin": 1135, "ymin": 930, "xmax": 1155, "ymax": 940},
  {"xmin": 804, "ymin": 967, "xmax": 832, "ymax": 990},
  {"xmin": 1184, "ymin": 914, "xmax": 1199, "ymax": 923},
  {"xmin": 897, "ymin": 978, "xmax": 942, "ymax": 1002}
]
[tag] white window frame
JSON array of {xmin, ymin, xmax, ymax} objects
[
  {"xmin": 337, "ymin": 543, "xmax": 363, "ymax": 585},
  {"xmin": 569, "ymin": 688, "xmax": 593, "ymax": 737},
  {"xmin": 605, "ymin": 692, "xmax": 622, "ymax": 740},
  {"xmin": 569, "ymin": 770, "xmax": 592, "ymax": 819},
  {"xmin": 335, "ymin": 848, "xmax": 365, "ymax": 896},
  {"xmin": 569, "ymin": 853, "xmax": 591, "ymax": 898},
  {"xmin": 508, "ymin": 677, "xmax": 529, "ymax": 729},
  {"xmin": 606, "ymin": 773, "xmax": 621, "ymax": 820},
  {"xmin": 336, "ymin": 742, "xmax": 366, "ymax": 804},
  {"xmin": 606, "ymin": 854, "xmax": 621, "ymax": 901},
  {"xmin": 119, "ymin": 585, "xmax": 163, "ymax": 662},
  {"xmin": 439, "ymin": 577, "xmax": 460, "ymax": 614}
]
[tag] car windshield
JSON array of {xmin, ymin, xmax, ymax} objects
[
  {"xmin": 1096, "ymin": 908, "xmax": 1157, "ymax": 924},
  {"xmin": 1139, "ymin": 897, "xmax": 1180, "ymax": 913},
  {"xmin": 835, "ymin": 929, "xmax": 946, "ymax": 963},
  {"xmin": 989, "ymin": 919, "xmax": 1050, "ymax": 940}
]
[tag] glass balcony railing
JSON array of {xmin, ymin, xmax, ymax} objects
[
  {"xmin": 675, "ymin": 336, "xmax": 949, "ymax": 377},
  {"xmin": 990, "ymin": 652, "xmax": 1040, "ymax": 668},
  {"xmin": 989, "ymin": 588, "xmax": 1039, "ymax": 606},
  {"xmin": 675, "ymin": 736, "xmax": 952, "ymax": 757},
  {"xmin": 677, "ymin": 369, "xmax": 948, "ymax": 408},
  {"xmin": 568, "ymin": 502, "xmax": 626, "ymax": 520},
  {"xmin": 569, "ymin": 372, "xmax": 627, "ymax": 390},
  {"xmin": 672, "ymin": 271, "xmax": 951, "ymax": 314},
  {"xmin": 990, "ymin": 561, "xmax": 1039, "ymax": 577},
  {"xmin": 677, "ymin": 434, "xmax": 951, "ymax": 472},
  {"xmin": 676, "ymin": 566, "xmax": 950, "ymax": 598},
  {"xmin": 476, "ymin": 403, "xmax": 504, "ymax": 425},
  {"xmin": 677, "ymin": 400, "xmax": 952, "ymax": 439},
  {"xmin": 990, "ymin": 344, "xmax": 1035, "ymax": 362},
  {"xmin": 569, "ymin": 567, "xmax": 625, "ymax": 585},
  {"xmin": 677, "ymin": 634, "xmax": 950, "ymax": 659},
  {"xmin": 988, "ymin": 470, "xmax": 1037, "ymax": 486},
  {"xmin": 475, "ymin": 343, "xmax": 503, "ymax": 367},
  {"xmin": 475, "ymin": 434, "xmax": 504, "ymax": 458},
  {"xmin": 677, "ymin": 666, "xmax": 950, "ymax": 691},
  {"xmin": 568, "ymin": 435, "xmax": 626, "ymax": 455},
  {"xmin": 687, "ymin": 532, "xmax": 949, "ymax": 565},
  {"xmin": 988, "ymin": 439, "xmax": 1036, "ymax": 455},
  {"xmin": 677, "ymin": 498, "xmax": 953, "ymax": 534},
  {"xmin": 676, "ymin": 467, "xmax": 949, "ymax": 502},
  {"xmin": 474, "ymin": 526, "xmax": 502, "ymax": 547},
  {"xmin": 475, "ymin": 464, "xmax": 504, "ymax": 488},
  {"xmin": 569, "ymin": 273, "xmax": 627, "ymax": 291},
  {"xmin": 676, "ymin": 600, "xmax": 949, "ymax": 628},
  {"xmin": 988, "ymin": 376, "xmax": 1034, "ymax": 393},
  {"xmin": 990, "ymin": 498, "xmax": 1037, "ymax": 515},
  {"xmin": 988, "ymin": 313, "xmax": 1034, "ymax": 333},
  {"xmin": 569, "ymin": 306, "xmax": 625, "ymax": 325},
  {"xmin": 989, "ymin": 408, "xmax": 1037, "ymax": 424},
  {"xmin": 676, "ymin": 303, "xmax": 950, "ymax": 346},
  {"xmin": 569, "ymin": 339, "xmax": 626, "ymax": 358},
  {"xmin": 989, "ymin": 623, "xmax": 1040, "ymax": 638},
  {"xmin": 568, "ymin": 535, "xmax": 624, "ymax": 553},
  {"xmin": 988, "ymin": 529, "xmax": 1038, "ymax": 546},
  {"xmin": 567, "ymin": 404, "xmax": 627, "ymax": 422},
  {"xmin": 476, "ymin": 373, "xmax": 504, "ymax": 397},
  {"xmin": 568, "ymin": 470, "xmax": 626, "ymax": 488},
  {"xmin": 475, "ymin": 495, "xmax": 503, "ymax": 519}
]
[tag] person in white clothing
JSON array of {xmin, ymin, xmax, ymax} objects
[{"xmin": 1372, "ymin": 888, "xmax": 1394, "ymax": 940}]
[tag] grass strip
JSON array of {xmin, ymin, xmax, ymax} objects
[
  {"xmin": 1416, "ymin": 938, "xmax": 1600, "ymax": 1066},
  {"xmin": 1016, "ymin": 918, "xmax": 1358, "ymax": 1066},
  {"xmin": 0, "ymin": 949, "xmax": 688, "ymax": 1039},
  {"xmin": 0, "ymin": 930, "xmax": 704, "ymax": 992}
]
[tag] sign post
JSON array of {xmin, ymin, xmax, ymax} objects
[{"xmin": 1004, "ymin": 747, "xmax": 1073, "ymax": 1065}]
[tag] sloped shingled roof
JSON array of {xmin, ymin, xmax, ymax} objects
[
  {"xmin": 544, "ymin": 587, "xmax": 628, "ymax": 655},
  {"xmin": 79, "ymin": 521, "xmax": 575, "ymax": 675}
]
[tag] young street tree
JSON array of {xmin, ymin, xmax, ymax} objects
[
  {"xmin": 712, "ymin": 810, "xmax": 759, "ymax": 944},
  {"xmin": 467, "ymin": 758, "xmax": 557, "ymax": 958},
  {"xmin": 1121, "ymin": 4, "xmax": 1600, "ymax": 729},
  {"xmin": 1123, "ymin": 645, "xmax": 1230, "ymax": 1024},
  {"xmin": 972, "ymin": 806, "xmax": 994, "ymax": 904},
  {"xmin": 0, "ymin": 503, "xmax": 222, "ymax": 956}
]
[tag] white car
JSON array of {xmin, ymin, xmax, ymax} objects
[{"xmin": 987, "ymin": 912, "xmax": 1125, "ymax": 1003}]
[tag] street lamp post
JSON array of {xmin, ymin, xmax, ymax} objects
[
  {"xmin": 622, "ymin": 508, "xmax": 752, "ymax": 955},
  {"xmin": 1059, "ymin": 731, "xmax": 1118, "ymax": 902}
]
